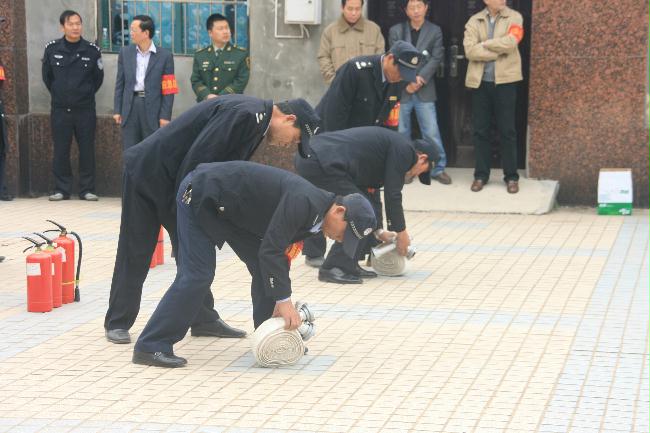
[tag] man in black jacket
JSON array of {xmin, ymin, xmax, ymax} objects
[
  {"xmin": 42, "ymin": 10, "xmax": 103, "ymax": 201},
  {"xmin": 105, "ymin": 95, "xmax": 320, "ymax": 345},
  {"xmin": 133, "ymin": 162, "xmax": 377, "ymax": 368},
  {"xmin": 316, "ymin": 40, "xmax": 421, "ymax": 132},
  {"xmin": 295, "ymin": 126, "xmax": 438, "ymax": 284}
]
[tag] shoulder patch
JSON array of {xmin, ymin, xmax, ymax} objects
[
  {"xmin": 234, "ymin": 45, "xmax": 247, "ymax": 52},
  {"xmin": 196, "ymin": 45, "xmax": 210, "ymax": 53},
  {"xmin": 89, "ymin": 42, "xmax": 101, "ymax": 52},
  {"xmin": 45, "ymin": 39, "xmax": 57, "ymax": 48},
  {"xmin": 354, "ymin": 60, "xmax": 373, "ymax": 70}
]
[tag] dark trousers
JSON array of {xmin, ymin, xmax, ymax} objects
[
  {"xmin": 121, "ymin": 96, "xmax": 156, "ymax": 151},
  {"xmin": 104, "ymin": 170, "xmax": 219, "ymax": 331},
  {"xmin": 295, "ymin": 155, "xmax": 381, "ymax": 275},
  {"xmin": 0, "ymin": 100, "xmax": 8, "ymax": 195},
  {"xmin": 135, "ymin": 174, "xmax": 275, "ymax": 354},
  {"xmin": 472, "ymin": 81, "xmax": 519, "ymax": 183},
  {"xmin": 51, "ymin": 107, "xmax": 96, "ymax": 197}
]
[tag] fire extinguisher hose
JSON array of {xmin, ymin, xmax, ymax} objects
[{"xmin": 70, "ymin": 231, "xmax": 82, "ymax": 302}]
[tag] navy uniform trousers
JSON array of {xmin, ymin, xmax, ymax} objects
[
  {"xmin": 295, "ymin": 154, "xmax": 380, "ymax": 274},
  {"xmin": 135, "ymin": 173, "xmax": 276, "ymax": 354},
  {"xmin": 104, "ymin": 170, "xmax": 219, "ymax": 331},
  {"xmin": 51, "ymin": 107, "xmax": 96, "ymax": 197}
]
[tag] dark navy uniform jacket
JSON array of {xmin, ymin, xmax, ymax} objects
[
  {"xmin": 124, "ymin": 95, "xmax": 273, "ymax": 212},
  {"xmin": 315, "ymin": 54, "xmax": 402, "ymax": 132},
  {"xmin": 189, "ymin": 162, "xmax": 336, "ymax": 301},
  {"xmin": 42, "ymin": 37, "xmax": 104, "ymax": 109},
  {"xmin": 307, "ymin": 126, "xmax": 416, "ymax": 232}
]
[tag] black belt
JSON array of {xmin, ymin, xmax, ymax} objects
[{"xmin": 134, "ymin": 91, "xmax": 146, "ymax": 97}]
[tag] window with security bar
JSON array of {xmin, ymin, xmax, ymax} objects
[{"xmin": 99, "ymin": 0, "xmax": 249, "ymax": 55}]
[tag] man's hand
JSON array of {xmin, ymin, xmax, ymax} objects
[
  {"xmin": 206, "ymin": 94, "xmax": 218, "ymax": 99},
  {"xmin": 159, "ymin": 119, "xmax": 170, "ymax": 127},
  {"xmin": 415, "ymin": 75, "xmax": 427, "ymax": 87},
  {"xmin": 395, "ymin": 230, "xmax": 411, "ymax": 256},
  {"xmin": 272, "ymin": 299, "xmax": 301, "ymax": 331},
  {"xmin": 375, "ymin": 229, "xmax": 397, "ymax": 244},
  {"xmin": 112, "ymin": 114, "xmax": 121, "ymax": 125}
]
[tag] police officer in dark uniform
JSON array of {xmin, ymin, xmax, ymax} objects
[
  {"xmin": 310, "ymin": 41, "xmax": 422, "ymax": 269},
  {"xmin": 133, "ymin": 161, "xmax": 377, "ymax": 368},
  {"xmin": 42, "ymin": 10, "xmax": 103, "ymax": 201},
  {"xmin": 104, "ymin": 95, "xmax": 321, "ymax": 345},
  {"xmin": 316, "ymin": 40, "xmax": 421, "ymax": 132},
  {"xmin": 295, "ymin": 126, "xmax": 438, "ymax": 284}
]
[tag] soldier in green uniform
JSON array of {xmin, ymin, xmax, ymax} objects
[{"xmin": 191, "ymin": 13, "xmax": 250, "ymax": 102}]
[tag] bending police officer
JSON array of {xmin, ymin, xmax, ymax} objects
[
  {"xmin": 104, "ymin": 95, "xmax": 320, "ymax": 345},
  {"xmin": 133, "ymin": 162, "xmax": 377, "ymax": 368},
  {"xmin": 295, "ymin": 126, "xmax": 438, "ymax": 284}
]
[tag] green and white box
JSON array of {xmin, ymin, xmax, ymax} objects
[{"xmin": 597, "ymin": 168, "xmax": 633, "ymax": 215}]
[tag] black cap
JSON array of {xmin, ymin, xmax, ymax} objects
[
  {"xmin": 413, "ymin": 138, "xmax": 440, "ymax": 185},
  {"xmin": 285, "ymin": 98, "xmax": 321, "ymax": 159},
  {"xmin": 389, "ymin": 41, "xmax": 421, "ymax": 83},
  {"xmin": 341, "ymin": 193, "xmax": 377, "ymax": 258}
]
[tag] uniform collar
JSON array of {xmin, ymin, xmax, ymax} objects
[
  {"xmin": 337, "ymin": 15, "xmax": 366, "ymax": 33},
  {"xmin": 212, "ymin": 41, "xmax": 230, "ymax": 52},
  {"xmin": 58, "ymin": 36, "xmax": 88, "ymax": 52}
]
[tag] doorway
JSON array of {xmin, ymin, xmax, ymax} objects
[{"xmin": 368, "ymin": 0, "xmax": 532, "ymax": 169}]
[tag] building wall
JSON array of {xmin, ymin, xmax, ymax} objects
[{"xmin": 527, "ymin": 0, "xmax": 649, "ymax": 206}]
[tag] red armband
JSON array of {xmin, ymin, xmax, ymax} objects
[
  {"xmin": 161, "ymin": 74, "xmax": 178, "ymax": 95},
  {"xmin": 284, "ymin": 241, "xmax": 304, "ymax": 267},
  {"xmin": 508, "ymin": 24, "xmax": 524, "ymax": 43}
]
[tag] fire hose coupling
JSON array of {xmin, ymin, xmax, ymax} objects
[
  {"xmin": 370, "ymin": 236, "xmax": 416, "ymax": 277},
  {"xmin": 251, "ymin": 300, "xmax": 316, "ymax": 367}
]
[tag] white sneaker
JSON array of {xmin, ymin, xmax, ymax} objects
[
  {"xmin": 48, "ymin": 192, "xmax": 65, "ymax": 201},
  {"xmin": 81, "ymin": 192, "xmax": 99, "ymax": 201}
]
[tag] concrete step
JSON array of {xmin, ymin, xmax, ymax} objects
[{"xmin": 401, "ymin": 168, "xmax": 559, "ymax": 215}]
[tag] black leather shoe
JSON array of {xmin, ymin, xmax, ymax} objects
[
  {"xmin": 132, "ymin": 350, "xmax": 187, "ymax": 368},
  {"xmin": 318, "ymin": 267, "xmax": 362, "ymax": 284},
  {"xmin": 106, "ymin": 329, "xmax": 131, "ymax": 344},
  {"xmin": 191, "ymin": 318, "xmax": 247, "ymax": 338},
  {"xmin": 356, "ymin": 264, "xmax": 377, "ymax": 279},
  {"xmin": 0, "ymin": 193, "xmax": 14, "ymax": 201}
]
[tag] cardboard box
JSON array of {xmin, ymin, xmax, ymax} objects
[{"xmin": 597, "ymin": 168, "xmax": 633, "ymax": 215}]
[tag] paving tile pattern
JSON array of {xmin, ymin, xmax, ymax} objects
[{"xmin": 0, "ymin": 198, "xmax": 647, "ymax": 433}]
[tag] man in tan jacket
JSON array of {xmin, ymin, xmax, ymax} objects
[
  {"xmin": 464, "ymin": 0, "xmax": 524, "ymax": 194},
  {"xmin": 317, "ymin": 0, "xmax": 385, "ymax": 84}
]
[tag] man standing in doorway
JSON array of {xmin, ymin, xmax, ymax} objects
[
  {"xmin": 389, "ymin": 0, "xmax": 450, "ymax": 185},
  {"xmin": 317, "ymin": 0, "xmax": 385, "ymax": 85},
  {"xmin": 191, "ymin": 13, "xmax": 249, "ymax": 102},
  {"xmin": 42, "ymin": 10, "xmax": 103, "ymax": 201},
  {"xmin": 113, "ymin": 15, "xmax": 177, "ymax": 150},
  {"xmin": 464, "ymin": 0, "xmax": 524, "ymax": 194}
]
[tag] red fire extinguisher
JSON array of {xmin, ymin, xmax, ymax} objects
[
  {"xmin": 44, "ymin": 220, "xmax": 83, "ymax": 303},
  {"xmin": 22, "ymin": 237, "xmax": 53, "ymax": 313},
  {"xmin": 32, "ymin": 233, "xmax": 63, "ymax": 308}
]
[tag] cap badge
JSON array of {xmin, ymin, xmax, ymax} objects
[{"xmin": 411, "ymin": 56, "xmax": 419, "ymax": 65}]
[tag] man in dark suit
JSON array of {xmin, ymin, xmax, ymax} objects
[
  {"xmin": 133, "ymin": 162, "xmax": 377, "ymax": 368},
  {"xmin": 294, "ymin": 126, "xmax": 438, "ymax": 284},
  {"xmin": 389, "ymin": 0, "xmax": 450, "ymax": 185},
  {"xmin": 113, "ymin": 15, "xmax": 176, "ymax": 150},
  {"xmin": 315, "ymin": 40, "xmax": 421, "ymax": 133},
  {"xmin": 104, "ymin": 95, "xmax": 321, "ymax": 345}
]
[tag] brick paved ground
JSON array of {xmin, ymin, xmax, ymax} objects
[{"xmin": 0, "ymin": 198, "xmax": 647, "ymax": 433}]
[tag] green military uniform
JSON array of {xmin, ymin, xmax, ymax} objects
[{"xmin": 191, "ymin": 42, "xmax": 250, "ymax": 102}]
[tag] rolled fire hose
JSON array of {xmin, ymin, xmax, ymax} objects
[
  {"xmin": 370, "ymin": 240, "xmax": 416, "ymax": 277},
  {"xmin": 252, "ymin": 301, "xmax": 315, "ymax": 367}
]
